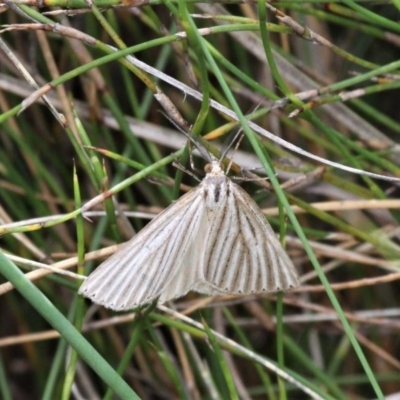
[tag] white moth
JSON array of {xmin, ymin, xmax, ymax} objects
[{"xmin": 79, "ymin": 161, "xmax": 299, "ymax": 310}]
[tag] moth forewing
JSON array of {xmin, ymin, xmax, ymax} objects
[
  {"xmin": 79, "ymin": 187, "xmax": 207, "ymax": 310},
  {"xmin": 235, "ymin": 183, "xmax": 299, "ymax": 290},
  {"xmin": 79, "ymin": 160, "xmax": 299, "ymax": 310},
  {"xmin": 200, "ymin": 169, "xmax": 298, "ymax": 295}
]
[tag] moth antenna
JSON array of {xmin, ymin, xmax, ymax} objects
[
  {"xmin": 221, "ymin": 102, "xmax": 263, "ymax": 171},
  {"xmin": 159, "ymin": 110, "xmax": 214, "ymax": 164},
  {"xmin": 225, "ymin": 130, "xmax": 245, "ymax": 175}
]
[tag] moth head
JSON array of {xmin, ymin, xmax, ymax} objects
[{"xmin": 204, "ymin": 160, "xmax": 223, "ymax": 175}]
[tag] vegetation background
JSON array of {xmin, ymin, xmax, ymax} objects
[{"xmin": 0, "ymin": 0, "xmax": 400, "ymax": 399}]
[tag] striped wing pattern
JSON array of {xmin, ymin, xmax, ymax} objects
[
  {"xmin": 79, "ymin": 188, "xmax": 207, "ymax": 310},
  {"xmin": 196, "ymin": 177, "xmax": 299, "ymax": 295},
  {"xmin": 79, "ymin": 162, "xmax": 299, "ymax": 310}
]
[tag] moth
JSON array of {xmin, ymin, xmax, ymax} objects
[{"xmin": 79, "ymin": 160, "xmax": 299, "ymax": 310}]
